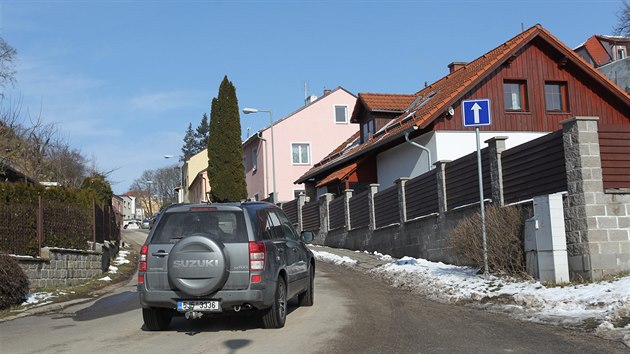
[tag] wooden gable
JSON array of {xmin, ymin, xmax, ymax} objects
[{"xmin": 432, "ymin": 38, "xmax": 629, "ymax": 133}]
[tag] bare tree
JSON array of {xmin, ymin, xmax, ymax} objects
[
  {"xmin": 43, "ymin": 143, "xmax": 87, "ymax": 188},
  {"xmin": 129, "ymin": 165, "xmax": 180, "ymax": 216},
  {"xmin": 0, "ymin": 37, "xmax": 17, "ymax": 97},
  {"xmin": 613, "ymin": 0, "xmax": 630, "ymax": 36}
]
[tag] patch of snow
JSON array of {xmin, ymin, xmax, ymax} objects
[
  {"xmin": 98, "ymin": 276, "xmax": 112, "ymax": 282},
  {"xmin": 312, "ymin": 250, "xmax": 357, "ymax": 266}
]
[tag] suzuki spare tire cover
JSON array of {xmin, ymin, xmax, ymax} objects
[{"xmin": 167, "ymin": 235, "xmax": 230, "ymax": 297}]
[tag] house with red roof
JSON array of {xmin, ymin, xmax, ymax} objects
[
  {"xmin": 296, "ymin": 24, "xmax": 630, "ymax": 199},
  {"xmin": 574, "ymin": 34, "xmax": 630, "ymax": 94}
]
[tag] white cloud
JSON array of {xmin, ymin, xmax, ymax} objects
[{"xmin": 129, "ymin": 90, "xmax": 208, "ymax": 114}]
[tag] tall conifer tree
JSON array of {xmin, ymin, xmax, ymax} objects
[
  {"xmin": 181, "ymin": 123, "xmax": 196, "ymax": 159},
  {"xmin": 194, "ymin": 113, "xmax": 209, "ymax": 152},
  {"xmin": 207, "ymin": 76, "xmax": 247, "ymax": 202}
]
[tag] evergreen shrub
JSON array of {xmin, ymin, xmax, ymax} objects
[{"xmin": 0, "ymin": 253, "xmax": 29, "ymax": 309}]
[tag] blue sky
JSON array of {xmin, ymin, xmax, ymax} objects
[{"xmin": 1, "ymin": 0, "xmax": 623, "ymax": 194}]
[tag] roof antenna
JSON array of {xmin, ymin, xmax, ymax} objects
[
  {"xmin": 304, "ymin": 81, "xmax": 308, "ymax": 100},
  {"xmin": 521, "ymin": 21, "xmax": 524, "ymax": 32}
]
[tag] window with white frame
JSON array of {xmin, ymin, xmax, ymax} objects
[
  {"xmin": 291, "ymin": 143, "xmax": 310, "ymax": 165},
  {"xmin": 334, "ymin": 105, "xmax": 348, "ymax": 124},
  {"xmin": 252, "ymin": 147, "xmax": 258, "ymax": 171}
]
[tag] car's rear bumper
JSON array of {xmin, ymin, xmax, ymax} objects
[{"xmin": 138, "ymin": 281, "xmax": 276, "ymax": 311}]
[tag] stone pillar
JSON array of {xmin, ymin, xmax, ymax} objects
[
  {"xmin": 434, "ymin": 161, "xmax": 450, "ymax": 214},
  {"xmin": 562, "ymin": 116, "xmax": 603, "ymax": 280},
  {"xmin": 396, "ymin": 178, "xmax": 410, "ymax": 223},
  {"xmin": 485, "ymin": 136, "xmax": 508, "ymax": 207},
  {"xmin": 297, "ymin": 193, "xmax": 307, "ymax": 232},
  {"xmin": 343, "ymin": 189, "xmax": 354, "ymax": 230},
  {"xmin": 319, "ymin": 193, "xmax": 334, "ymax": 234},
  {"xmin": 368, "ymin": 184, "xmax": 379, "ymax": 230}
]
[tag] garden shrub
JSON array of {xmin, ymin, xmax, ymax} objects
[
  {"xmin": 447, "ymin": 204, "xmax": 527, "ymax": 275},
  {"xmin": 0, "ymin": 253, "xmax": 29, "ymax": 309}
]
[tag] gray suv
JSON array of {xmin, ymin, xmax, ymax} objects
[{"xmin": 137, "ymin": 202, "xmax": 315, "ymax": 330}]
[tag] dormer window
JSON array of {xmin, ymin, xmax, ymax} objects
[
  {"xmin": 361, "ymin": 119, "xmax": 375, "ymax": 143},
  {"xmin": 618, "ymin": 48, "xmax": 626, "ymax": 60}
]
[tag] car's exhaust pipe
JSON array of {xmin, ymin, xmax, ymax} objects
[{"xmin": 185, "ymin": 311, "xmax": 203, "ymax": 320}]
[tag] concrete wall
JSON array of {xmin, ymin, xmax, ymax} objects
[
  {"xmin": 599, "ymin": 57, "xmax": 630, "ymax": 94},
  {"xmin": 17, "ymin": 247, "xmax": 104, "ymax": 289}
]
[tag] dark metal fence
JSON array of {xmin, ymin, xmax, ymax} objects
[
  {"xmin": 502, "ymin": 130, "xmax": 566, "ymax": 204},
  {"xmin": 329, "ymin": 196, "xmax": 345, "ymax": 230},
  {"xmin": 374, "ymin": 185, "xmax": 399, "ymax": 228},
  {"xmin": 302, "ymin": 201, "xmax": 320, "ymax": 232},
  {"xmin": 0, "ymin": 197, "xmax": 120, "ymax": 258},
  {"xmin": 406, "ymin": 170, "xmax": 439, "ymax": 219},
  {"xmin": 349, "ymin": 190, "xmax": 369, "ymax": 229},
  {"xmin": 445, "ymin": 148, "xmax": 491, "ymax": 209},
  {"xmin": 281, "ymin": 199, "xmax": 299, "ymax": 227}
]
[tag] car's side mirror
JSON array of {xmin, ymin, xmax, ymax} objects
[{"xmin": 301, "ymin": 230, "xmax": 314, "ymax": 243}]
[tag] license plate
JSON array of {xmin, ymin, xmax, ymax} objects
[{"xmin": 177, "ymin": 300, "xmax": 221, "ymax": 312}]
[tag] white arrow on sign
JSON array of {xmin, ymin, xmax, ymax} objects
[{"xmin": 471, "ymin": 102, "xmax": 482, "ymax": 124}]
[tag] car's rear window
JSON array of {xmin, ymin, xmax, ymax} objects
[{"xmin": 150, "ymin": 210, "xmax": 248, "ymax": 244}]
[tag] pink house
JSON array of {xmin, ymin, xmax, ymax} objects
[{"xmin": 242, "ymin": 87, "xmax": 357, "ymax": 202}]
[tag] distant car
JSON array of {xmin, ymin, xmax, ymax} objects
[
  {"xmin": 141, "ymin": 219, "xmax": 151, "ymax": 229},
  {"xmin": 124, "ymin": 220, "xmax": 141, "ymax": 230}
]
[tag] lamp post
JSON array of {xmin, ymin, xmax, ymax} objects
[
  {"xmin": 243, "ymin": 108, "xmax": 277, "ymax": 203},
  {"xmin": 145, "ymin": 180, "xmax": 154, "ymax": 217},
  {"xmin": 164, "ymin": 154, "xmax": 184, "ymax": 203}
]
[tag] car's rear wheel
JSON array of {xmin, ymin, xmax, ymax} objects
[
  {"xmin": 298, "ymin": 266, "xmax": 314, "ymax": 306},
  {"xmin": 262, "ymin": 277, "xmax": 287, "ymax": 329},
  {"xmin": 142, "ymin": 307, "xmax": 172, "ymax": 331}
]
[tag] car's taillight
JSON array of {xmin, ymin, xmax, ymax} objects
[
  {"xmin": 249, "ymin": 241, "xmax": 265, "ymax": 271},
  {"xmin": 138, "ymin": 244, "xmax": 148, "ymax": 284}
]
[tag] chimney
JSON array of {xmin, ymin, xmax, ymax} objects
[
  {"xmin": 305, "ymin": 94, "xmax": 317, "ymax": 106},
  {"xmin": 448, "ymin": 61, "xmax": 467, "ymax": 73},
  {"xmin": 323, "ymin": 89, "xmax": 332, "ymax": 96}
]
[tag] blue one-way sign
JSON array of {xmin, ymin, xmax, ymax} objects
[{"xmin": 462, "ymin": 99, "xmax": 492, "ymax": 127}]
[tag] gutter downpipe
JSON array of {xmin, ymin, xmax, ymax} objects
[
  {"xmin": 257, "ymin": 132, "xmax": 270, "ymax": 198},
  {"xmin": 404, "ymin": 126, "xmax": 432, "ymax": 170}
]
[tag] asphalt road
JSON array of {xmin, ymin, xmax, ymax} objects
[{"xmin": 0, "ymin": 230, "xmax": 627, "ymax": 353}]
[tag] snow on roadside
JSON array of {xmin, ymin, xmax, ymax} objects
[
  {"xmin": 313, "ymin": 250, "xmax": 357, "ymax": 266},
  {"xmin": 313, "ymin": 250, "xmax": 630, "ymax": 347}
]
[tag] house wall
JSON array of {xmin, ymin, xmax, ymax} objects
[
  {"xmin": 432, "ymin": 39, "xmax": 629, "ymax": 133},
  {"xmin": 376, "ymin": 131, "xmax": 545, "ymax": 190},
  {"xmin": 599, "ymin": 57, "xmax": 630, "ymax": 94},
  {"xmin": 183, "ymin": 150, "xmax": 209, "ymax": 203},
  {"xmin": 188, "ymin": 170, "xmax": 209, "ymax": 203},
  {"xmin": 244, "ymin": 89, "xmax": 357, "ymax": 202},
  {"xmin": 244, "ymin": 137, "xmax": 267, "ymax": 201}
]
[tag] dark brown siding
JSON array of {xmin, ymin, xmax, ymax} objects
[
  {"xmin": 349, "ymin": 190, "xmax": 369, "ymax": 229},
  {"xmin": 502, "ymin": 130, "xmax": 566, "ymax": 203},
  {"xmin": 599, "ymin": 125, "xmax": 630, "ymax": 190},
  {"xmin": 433, "ymin": 40, "xmax": 629, "ymax": 133},
  {"xmin": 405, "ymin": 170, "xmax": 439, "ymax": 219},
  {"xmin": 445, "ymin": 149, "xmax": 491, "ymax": 209},
  {"xmin": 374, "ymin": 185, "xmax": 399, "ymax": 228}
]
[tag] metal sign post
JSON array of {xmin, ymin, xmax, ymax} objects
[{"xmin": 462, "ymin": 99, "xmax": 491, "ymax": 276}]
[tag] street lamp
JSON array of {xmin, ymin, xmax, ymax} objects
[
  {"xmin": 164, "ymin": 154, "xmax": 184, "ymax": 203},
  {"xmin": 243, "ymin": 107, "xmax": 277, "ymax": 203}
]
